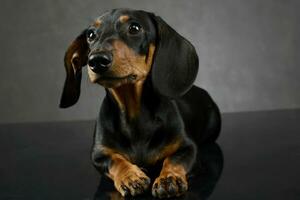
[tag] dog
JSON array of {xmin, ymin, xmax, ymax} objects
[{"xmin": 60, "ymin": 8, "xmax": 221, "ymax": 198}]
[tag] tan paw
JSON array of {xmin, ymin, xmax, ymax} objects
[{"xmin": 114, "ymin": 165, "xmax": 151, "ymax": 197}]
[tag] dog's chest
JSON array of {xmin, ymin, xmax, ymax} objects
[
  {"xmin": 101, "ymin": 96, "xmax": 182, "ymax": 166},
  {"xmin": 118, "ymin": 113, "xmax": 166, "ymax": 166}
]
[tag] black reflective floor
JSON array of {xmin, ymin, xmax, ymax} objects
[{"xmin": 0, "ymin": 109, "xmax": 299, "ymax": 200}]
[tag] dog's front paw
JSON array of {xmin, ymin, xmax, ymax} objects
[
  {"xmin": 114, "ymin": 165, "xmax": 151, "ymax": 197},
  {"xmin": 152, "ymin": 173, "xmax": 188, "ymax": 198}
]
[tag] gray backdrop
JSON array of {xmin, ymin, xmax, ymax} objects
[{"xmin": 0, "ymin": 0, "xmax": 299, "ymax": 123}]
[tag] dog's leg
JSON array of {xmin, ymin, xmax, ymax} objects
[
  {"xmin": 92, "ymin": 148, "xmax": 151, "ymax": 197},
  {"xmin": 108, "ymin": 153, "xmax": 151, "ymax": 196},
  {"xmin": 152, "ymin": 141, "xmax": 196, "ymax": 198}
]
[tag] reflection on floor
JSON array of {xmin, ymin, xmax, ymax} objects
[{"xmin": 1, "ymin": 110, "xmax": 299, "ymax": 199}]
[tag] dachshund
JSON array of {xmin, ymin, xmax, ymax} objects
[{"xmin": 60, "ymin": 8, "xmax": 221, "ymax": 199}]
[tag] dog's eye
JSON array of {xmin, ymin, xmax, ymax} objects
[
  {"xmin": 128, "ymin": 22, "xmax": 141, "ymax": 35},
  {"xmin": 86, "ymin": 29, "xmax": 97, "ymax": 41}
]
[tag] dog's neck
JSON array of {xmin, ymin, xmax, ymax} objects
[
  {"xmin": 107, "ymin": 44, "xmax": 155, "ymax": 119},
  {"xmin": 108, "ymin": 79, "xmax": 145, "ymax": 119}
]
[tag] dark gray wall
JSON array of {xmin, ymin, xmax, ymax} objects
[{"xmin": 0, "ymin": 0, "xmax": 299, "ymax": 123}]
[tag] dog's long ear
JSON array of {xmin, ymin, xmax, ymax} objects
[
  {"xmin": 150, "ymin": 16, "xmax": 199, "ymax": 98},
  {"xmin": 60, "ymin": 30, "xmax": 89, "ymax": 108}
]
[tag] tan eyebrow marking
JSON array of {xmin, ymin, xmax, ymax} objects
[
  {"xmin": 119, "ymin": 15, "xmax": 130, "ymax": 23},
  {"xmin": 93, "ymin": 19, "xmax": 102, "ymax": 27}
]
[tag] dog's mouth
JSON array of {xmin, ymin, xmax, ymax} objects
[
  {"xmin": 95, "ymin": 74, "xmax": 139, "ymax": 88},
  {"xmin": 87, "ymin": 66, "xmax": 138, "ymax": 85},
  {"xmin": 99, "ymin": 74, "xmax": 137, "ymax": 81}
]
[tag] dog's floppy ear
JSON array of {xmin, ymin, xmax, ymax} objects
[
  {"xmin": 150, "ymin": 15, "xmax": 199, "ymax": 98},
  {"xmin": 60, "ymin": 30, "xmax": 89, "ymax": 108}
]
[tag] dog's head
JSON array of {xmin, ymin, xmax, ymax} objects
[{"xmin": 60, "ymin": 9, "xmax": 198, "ymax": 108}]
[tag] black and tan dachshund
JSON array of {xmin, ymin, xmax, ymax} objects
[{"xmin": 60, "ymin": 8, "xmax": 221, "ymax": 199}]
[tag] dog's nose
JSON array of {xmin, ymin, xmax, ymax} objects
[{"xmin": 88, "ymin": 52, "xmax": 112, "ymax": 73}]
